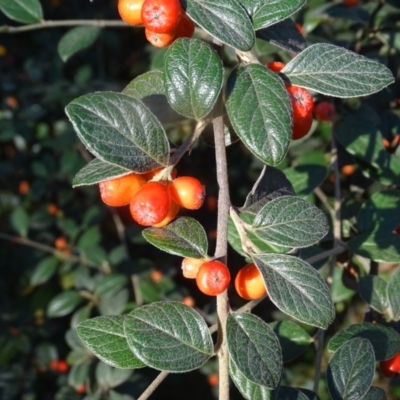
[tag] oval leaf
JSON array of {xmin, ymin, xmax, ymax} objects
[
  {"xmin": 363, "ymin": 387, "xmax": 387, "ymax": 400},
  {"xmin": 328, "ymin": 322, "xmax": 400, "ymax": 361},
  {"xmin": 252, "ymin": 0, "xmax": 306, "ymax": 31},
  {"xmin": 226, "ymin": 312, "xmax": 282, "ymax": 388},
  {"xmin": 387, "ymin": 268, "xmax": 400, "ymax": 321},
  {"xmin": 58, "ymin": 26, "xmax": 100, "ymax": 62},
  {"xmin": 277, "ymin": 387, "xmax": 310, "ymax": 400},
  {"xmin": 77, "ymin": 316, "xmax": 145, "ymax": 369},
  {"xmin": 0, "ymin": 0, "xmax": 43, "ymax": 24},
  {"xmin": 327, "ymin": 338, "xmax": 375, "ymax": 400},
  {"xmin": 123, "ymin": 70, "xmax": 165, "ymax": 98},
  {"xmin": 142, "ymin": 217, "xmax": 208, "ymax": 258},
  {"xmin": 164, "ymin": 38, "xmax": 223, "ymax": 120},
  {"xmin": 185, "ymin": 0, "xmax": 255, "ymax": 51},
  {"xmin": 229, "ymin": 358, "xmax": 278, "ymax": 400},
  {"xmin": 30, "ymin": 256, "xmax": 59, "ymax": 286},
  {"xmin": 253, "ymin": 254, "xmax": 335, "ymax": 328},
  {"xmin": 226, "ymin": 64, "xmax": 292, "ymax": 166},
  {"xmin": 282, "ymin": 43, "xmax": 394, "ymax": 97},
  {"xmin": 123, "ymin": 302, "xmax": 213, "ymax": 372},
  {"xmin": 47, "ymin": 291, "xmax": 82, "ymax": 318},
  {"xmin": 72, "ymin": 158, "xmax": 133, "ymax": 187},
  {"xmin": 65, "ymin": 92, "xmax": 170, "ymax": 172},
  {"xmin": 252, "ymin": 196, "xmax": 329, "ymax": 248},
  {"xmin": 358, "ymin": 275, "xmax": 389, "ymax": 314}
]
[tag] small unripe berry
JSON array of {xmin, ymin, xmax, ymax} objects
[{"xmin": 181, "ymin": 257, "xmax": 205, "ymax": 279}]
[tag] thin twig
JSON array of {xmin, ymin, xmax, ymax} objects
[
  {"xmin": 137, "ymin": 371, "xmax": 169, "ymax": 400},
  {"xmin": 0, "ymin": 20, "xmax": 129, "ymax": 34}
]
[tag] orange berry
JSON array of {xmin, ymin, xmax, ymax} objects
[
  {"xmin": 118, "ymin": 0, "xmax": 145, "ymax": 25},
  {"xmin": 141, "ymin": 0, "xmax": 182, "ymax": 34},
  {"xmin": 208, "ymin": 373, "xmax": 219, "ymax": 387},
  {"xmin": 235, "ymin": 263, "xmax": 266, "ymax": 300},
  {"xmin": 175, "ymin": 11, "xmax": 195, "ymax": 39},
  {"xmin": 150, "ymin": 269, "xmax": 163, "ymax": 283},
  {"xmin": 54, "ymin": 237, "xmax": 68, "ymax": 251},
  {"xmin": 383, "ymin": 137, "xmax": 391, "ymax": 149},
  {"xmin": 152, "ymin": 199, "xmax": 179, "ymax": 227},
  {"xmin": 47, "ymin": 203, "xmax": 58, "ymax": 215},
  {"xmin": 5, "ymin": 96, "xmax": 18, "ymax": 109},
  {"xmin": 296, "ymin": 23, "xmax": 304, "ymax": 35},
  {"xmin": 181, "ymin": 257, "xmax": 205, "ymax": 279},
  {"xmin": 130, "ymin": 181, "xmax": 170, "ymax": 226},
  {"xmin": 266, "ymin": 61, "xmax": 285, "ymax": 73},
  {"xmin": 196, "ymin": 260, "xmax": 230, "ymax": 296},
  {"xmin": 145, "ymin": 28, "xmax": 176, "ymax": 48},
  {"xmin": 99, "ymin": 173, "xmax": 146, "ymax": 207},
  {"xmin": 170, "ymin": 176, "xmax": 205, "ymax": 210},
  {"xmin": 18, "ymin": 180, "xmax": 30, "ymax": 195},
  {"xmin": 314, "ymin": 101, "xmax": 336, "ymax": 122},
  {"xmin": 182, "ymin": 296, "xmax": 195, "ymax": 307},
  {"xmin": 76, "ymin": 383, "xmax": 86, "ymax": 394},
  {"xmin": 341, "ymin": 164, "xmax": 356, "ymax": 176},
  {"xmin": 57, "ymin": 360, "xmax": 68, "ymax": 373}
]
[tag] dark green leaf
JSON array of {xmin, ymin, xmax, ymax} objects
[
  {"xmin": 282, "ymin": 44, "xmax": 394, "ymax": 97},
  {"xmin": 77, "ymin": 225, "xmax": 101, "ymax": 249},
  {"xmin": 328, "ymin": 322, "xmax": 400, "ymax": 361},
  {"xmin": 142, "ymin": 217, "xmax": 208, "ymax": 258},
  {"xmin": 124, "ymin": 302, "xmax": 213, "ymax": 372},
  {"xmin": 284, "ymin": 165, "xmax": 327, "ymax": 196},
  {"xmin": 94, "ymin": 275, "xmax": 127, "ymax": 297},
  {"xmin": 252, "ymin": 196, "xmax": 329, "ymax": 248},
  {"xmin": 164, "ymin": 38, "xmax": 223, "ymax": 120},
  {"xmin": 269, "ymin": 321, "xmax": 312, "ymax": 363},
  {"xmin": 327, "ymin": 338, "xmax": 375, "ymax": 400},
  {"xmin": 72, "ymin": 159, "xmax": 133, "ymax": 187},
  {"xmin": 243, "ymin": 165, "xmax": 295, "ymax": 213},
  {"xmin": 277, "ymin": 387, "xmax": 310, "ymax": 400},
  {"xmin": 251, "ymin": 0, "xmax": 306, "ymax": 31},
  {"xmin": 227, "ymin": 312, "xmax": 282, "ymax": 388},
  {"xmin": 185, "ymin": 0, "xmax": 255, "ymax": 51},
  {"xmin": 362, "ymin": 387, "xmax": 387, "ymax": 400},
  {"xmin": 226, "ymin": 64, "xmax": 292, "ymax": 166},
  {"xmin": 77, "ymin": 315, "xmax": 145, "ymax": 369},
  {"xmin": 253, "ymin": 254, "xmax": 335, "ymax": 328},
  {"xmin": 358, "ymin": 275, "xmax": 389, "ymax": 314},
  {"xmin": 10, "ymin": 206, "xmax": 29, "ymax": 237},
  {"xmin": 388, "ymin": 268, "xmax": 400, "ymax": 321},
  {"xmin": 58, "ymin": 26, "xmax": 100, "ymax": 62},
  {"xmin": 0, "ymin": 0, "xmax": 42, "ymax": 24},
  {"xmin": 30, "ymin": 256, "xmax": 59, "ymax": 286},
  {"xmin": 229, "ymin": 358, "xmax": 278, "ymax": 400},
  {"xmin": 47, "ymin": 291, "xmax": 83, "ymax": 318},
  {"xmin": 65, "ymin": 92, "xmax": 170, "ymax": 172},
  {"xmin": 297, "ymin": 388, "xmax": 321, "ymax": 400},
  {"xmin": 123, "ymin": 71, "xmax": 165, "ymax": 98}
]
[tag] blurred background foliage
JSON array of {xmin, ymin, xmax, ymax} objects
[{"xmin": 0, "ymin": 0, "xmax": 400, "ymax": 399}]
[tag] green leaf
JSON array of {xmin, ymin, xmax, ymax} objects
[
  {"xmin": 251, "ymin": 0, "xmax": 306, "ymax": 31},
  {"xmin": 164, "ymin": 38, "xmax": 223, "ymax": 120},
  {"xmin": 77, "ymin": 225, "xmax": 101, "ymax": 249},
  {"xmin": 277, "ymin": 387, "xmax": 310, "ymax": 400},
  {"xmin": 47, "ymin": 291, "xmax": 83, "ymax": 318},
  {"xmin": 253, "ymin": 254, "xmax": 335, "ymax": 328},
  {"xmin": 229, "ymin": 358, "xmax": 278, "ymax": 400},
  {"xmin": 68, "ymin": 362, "xmax": 90, "ymax": 389},
  {"xmin": 284, "ymin": 165, "xmax": 327, "ymax": 196},
  {"xmin": 358, "ymin": 275, "xmax": 389, "ymax": 314},
  {"xmin": 328, "ymin": 322, "xmax": 400, "ymax": 361},
  {"xmin": 185, "ymin": 0, "xmax": 255, "ymax": 51},
  {"xmin": 77, "ymin": 315, "xmax": 145, "ymax": 369},
  {"xmin": 124, "ymin": 302, "xmax": 213, "ymax": 372},
  {"xmin": 252, "ymin": 196, "xmax": 329, "ymax": 248},
  {"xmin": 347, "ymin": 230, "xmax": 400, "ymax": 263},
  {"xmin": 94, "ymin": 275, "xmax": 128, "ymax": 297},
  {"xmin": 0, "ymin": 0, "xmax": 43, "ymax": 24},
  {"xmin": 362, "ymin": 387, "xmax": 387, "ymax": 400},
  {"xmin": 331, "ymin": 267, "xmax": 355, "ymax": 303},
  {"xmin": 98, "ymin": 289, "xmax": 129, "ymax": 316},
  {"xmin": 282, "ymin": 43, "xmax": 394, "ymax": 97},
  {"xmin": 226, "ymin": 312, "xmax": 282, "ymax": 388},
  {"xmin": 58, "ymin": 26, "xmax": 100, "ymax": 62},
  {"xmin": 72, "ymin": 158, "xmax": 133, "ymax": 187},
  {"xmin": 65, "ymin": 92, "xmax": 170, "ymax": 172},
  {"xmin": 226, "ymin": 64, "xmax": 292, "ymax": 166},
  {"xmin": 10, "ymin": 206, "xmax": 29, "ymax": 237},
  {"xmin": 123, "ymin": 71, "xmax": 182, "ymax": 124},
  {"xmin": 388, "ymin": 268, "xmax": 400, "ymax": 321},
  {"xmin": 269, "ymin": 321, "xmax": 312, "ymax": 363},
  {"xmin": 142, "ymin": 217, "xmax": 208, "ymax": 258},
  {"xmin": 95, "ymin": 362, "xmax": 132, "ymax": 389},
  {"xmin": 327, "ymin": 338, "xmax": 375, "ymax": 400},
  {"xmin": 30, "ymin": 256, "xmax": 59, "ymax": 286}
]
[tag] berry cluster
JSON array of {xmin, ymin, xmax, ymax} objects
[
  {"xmin": 99, "ymin": 169, "xmax": 205, "ymax": 228},
  {"xmin": 181, "ymin": 257, "xmax": 267, "ymax": 299},
  {"xmin": 266, "ymin": 61, "xmax": 336, "ymax": 140},
  {"xmin": 118, "ymin": 0, "xmax": 195, "ymax": 47}
]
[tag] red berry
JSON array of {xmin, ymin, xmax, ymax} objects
[
  {"xmin": 141, "ymin": 0, "xmax": 182, "ymax": 34},
  {"xmin": 266, "ymin": 61, "xmax": 285, "ymax": 73},
  {"xmin": 196, "ymin": 260, "xmax": 230, "ymax": 296},
  {"xmin": 314, "ymin": 101, "xmax": 336, "ymax": 122},
  {"xmin": 170, "ymin": 176, "xmax": 205, "ymax": 210},
  {"xmin": 343, "ymin": 0, "xmax": 358, "ymax": 6},
  {"xmin": 174, "ymin": 11, "xmax": 195, "ymax": 39},
  {"xmin": 380, "ymin": 352, "xmax": 400, "ymax": 377},
  {"xmin": 130, "ymin": 181, "xmax": 170, "ymax": 226}
]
